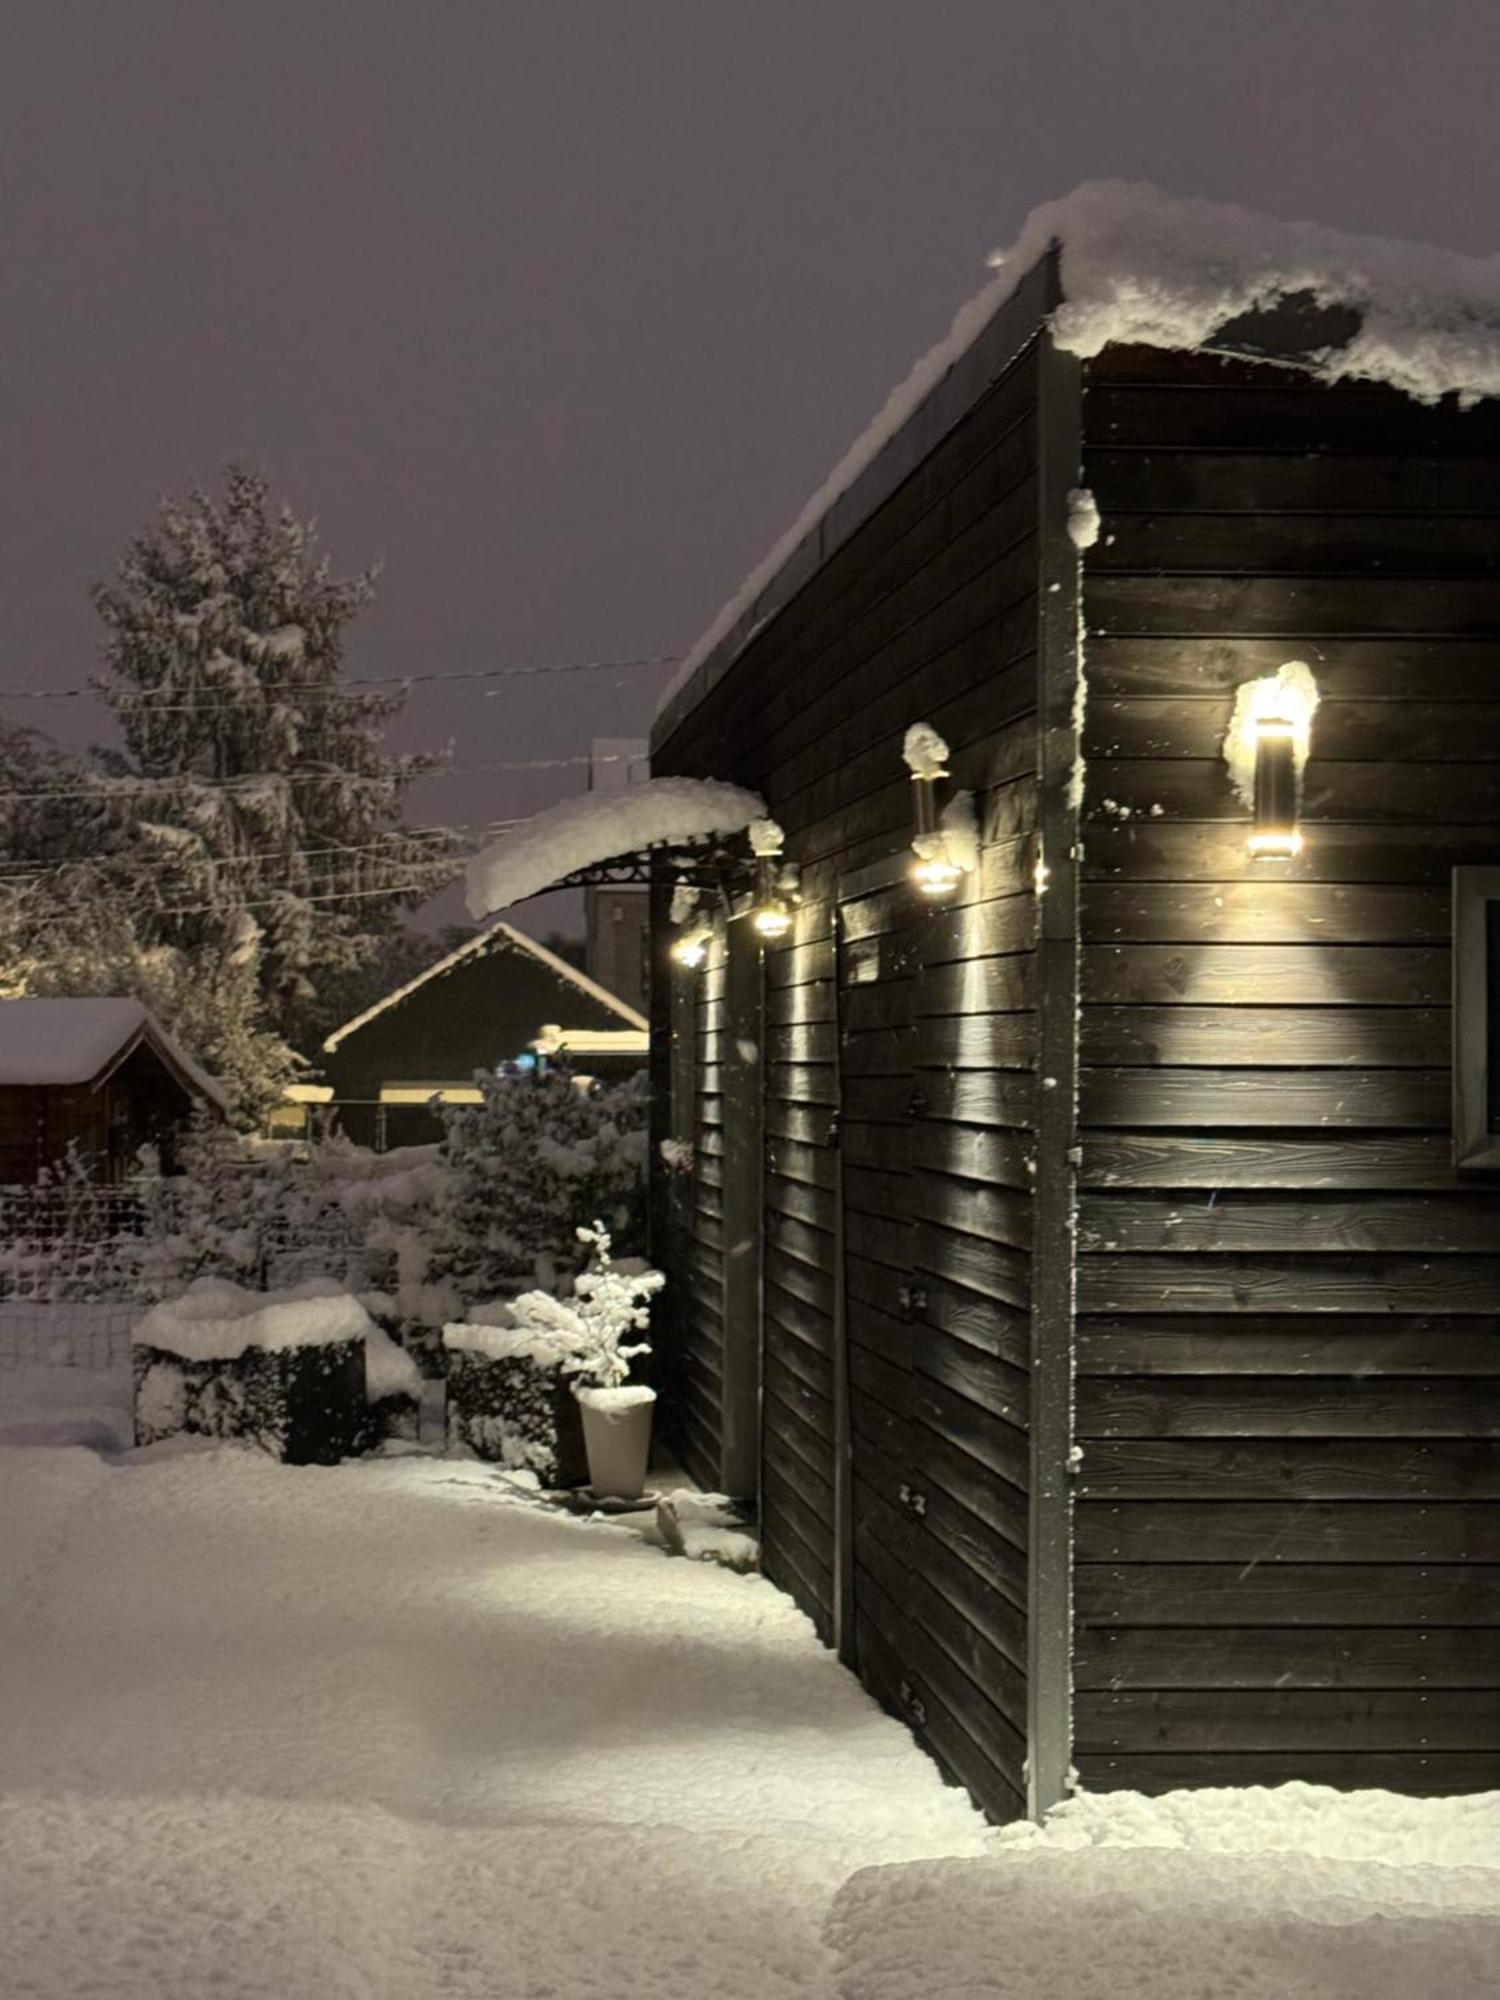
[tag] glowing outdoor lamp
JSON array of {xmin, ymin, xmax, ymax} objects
[
  {"xmin": 672, "ymin": 927, "xmax": 709, "ymax": 969},
  {"xmin": 1247, "ymin": 714, "xmax": 1302, "ymax": 859},
  {"xmin": 909, "ymin": 771, "xmax": 963, "ymax": 898},
  {"xmin": 751, "ymin": 857, "xmax": 793, "ymax": 939}
]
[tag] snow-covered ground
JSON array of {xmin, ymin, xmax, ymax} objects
[
  {"xmin": 0, "ymin": 1366, "xmax": 985, "ymax": 1998},
  {"xmin": 3, "ymin": 1366, "xmax": 1497, "ymax": 1999}
]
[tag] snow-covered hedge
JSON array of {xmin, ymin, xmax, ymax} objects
[{"xmin": 132, "ymin": 1278, "xmax": 384, "ymax": 1464}]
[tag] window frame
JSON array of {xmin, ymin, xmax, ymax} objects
[{"xmin": 1452, "ymin": 865, "xmax": 1500, "ymax": 1171}]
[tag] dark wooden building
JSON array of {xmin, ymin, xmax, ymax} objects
[
  {"xmin": 648, "ymin": 198, "xmax": 1500, "ymax": 1822},
  {"xmin": 0, "ymin": 998, "xmax": 226, "ymax": 1182},
  {"xmin": 316, "ymin": 919, "xmax": 648, "ymax": 1149}
]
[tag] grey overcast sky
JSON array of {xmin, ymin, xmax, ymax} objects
[{"xmin": 5, "ymin": 0, "xmax": 1500, "ymax": 923}]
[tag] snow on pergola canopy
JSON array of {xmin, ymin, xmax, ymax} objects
[
  {"xmin": 464, "ymin": 776, "xmax": 765, "ymax": 919},
  {"xmin": 656, "ymin": 179, "xmax": 1500, "ymax": 725}
]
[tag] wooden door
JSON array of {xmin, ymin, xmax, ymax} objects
[{"xmin": 835, "ymin": 873, "xmax": 927, "ymax": 1721}]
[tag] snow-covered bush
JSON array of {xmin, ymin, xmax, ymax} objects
[
  {"xmin": 136, "ymin": 1111, "xmax": 288, "ymax": 1297},
  {"xmin": 435, "ymin": 1064, "xmax": 648, "ymax": 1296},
  {"xmin": 503, "ymin": 1220, "xmax": 663, "ymax": 1390},
  {"xmin": 131, "ymin": 1277, "xmax": 377, "ymax": 1463}
]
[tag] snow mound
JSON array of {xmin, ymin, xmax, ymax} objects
[
  {"xmin": 997, "ymin": 1780, "xmax": 1500, "ymax": 1868},
  {"xmin": 362, "ymin": 1323, "xmax": 422, "ymax": 1403},
  {"xmin": 133, "ymin": 1277, "xmax": 375, "ymax": 1363},
  {"xmin": 830, "ymin": 1844, "xmax": 1500, "ymax": 2000},
  {"xmin": 0, "ymin": 1364, "xmax": 134, "ymax": 1452},
  {"xmin": 656, "ymin": 180, "xmax": 1500, "ymax": 728},
  {"xmin": 465, "ymin": 776, "xmax": 764, "ymax": 918}
]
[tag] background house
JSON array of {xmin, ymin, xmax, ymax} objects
[
  {"xmin": 0, "ymin": 998, "xmax": 226, "ymax": 1183},
  {"xmin": 648, "ymin": 188, "xmax": 1500, "ymax": 1820},
  {"xmin": 315, "ymin": 920, "xmax": 648, "ymax": 1149}
]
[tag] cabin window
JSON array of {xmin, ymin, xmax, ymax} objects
[{"xmin": 1453, "ymin": 866, "xmax": 1500, "ymax": 1170}]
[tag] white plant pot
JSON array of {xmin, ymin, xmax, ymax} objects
[{"xmin": 575, "ymin": 1386, "xmax": 656, "ymax": 1501}]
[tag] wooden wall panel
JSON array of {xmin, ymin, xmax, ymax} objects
[
  {"xmin": 1073, "ymin": 343, "xmax": 1500, "ymax": 1795},
  {"xmin": 653, "ymin": 323, "xmax": 1047, "ymax": 1810}
]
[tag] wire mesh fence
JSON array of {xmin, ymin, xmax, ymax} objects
[{"xmin": 0, "ymin": 1180, "xmax": 396, "ymax": 1371}]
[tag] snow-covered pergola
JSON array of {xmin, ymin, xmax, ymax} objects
[{"xmin": 464, "ymin": 775, "xmax": 764, "ymax": 918}]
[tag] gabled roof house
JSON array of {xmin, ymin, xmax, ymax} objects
[{"xmin": 315, "ymin": 920, "xmax": 649, "ymax": 1148}]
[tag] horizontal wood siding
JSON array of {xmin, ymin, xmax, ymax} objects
[
  {"xmin": 654, "ymin": 317, "xmax": 1046, "ymax": 1812},
  {"xmin": 1074, "ymin": 344, "xmax": 1500, "ymax": 1795}
]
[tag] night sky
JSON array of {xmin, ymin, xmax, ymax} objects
[{"xmin": 5, "ymin": 0, "xmax": 1499, "ymax": 927}]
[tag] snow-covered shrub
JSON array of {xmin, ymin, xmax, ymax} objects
[
  {"xmin": 503, "ymin": 1220, "xmax": 663, "ymax": 1390},
  {"xmin": 135, "ymin": 1110, "xmax": 289, "ymax": 1297},
  {"xmin": 435, "ymin": 1064, "xmax": 649, "ymax": 1296},
  {"xmin": 442, "ymin": 1315, "xmax": 588, "ymax": 1483},
  {"xmin": 131, "ymin": 1277, "xmax": 373, "ymax": 1463}
]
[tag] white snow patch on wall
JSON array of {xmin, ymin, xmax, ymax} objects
[
  {"xmin": 466, "ymin": 777, "xmax": 764, "ymax": 919},
  {"xmin": 1066, "ymin": 487, "xmax": 1101, "ymax": 550}
]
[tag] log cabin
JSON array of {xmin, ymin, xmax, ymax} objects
[
  {"xmin": 646, "ymin": 185, "xmax": 1500, "ymax": 1820},
  {"xmin": 0, "ymin": 997, "xmax": 226, "ymax": 1182}
]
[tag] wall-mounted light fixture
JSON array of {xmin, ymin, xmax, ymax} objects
[
  {"xmin": 1225, "ymin": 662, "xmax": 1319, "ymax": 862},
  {"xmin": 1247, "ymin": 714, "xmax": 1302, "ymax": 859},
  {"xmin": 910, "ymin": 772, "xmax": 963, "ymax": 898},
  {"xmin": 902, "ymin": 721, "xmax": 975, "ymax": 901},
  {"xmin": 671, "ymin": 927, "xmax": 709, "ymax": 969},
  {"xmin": 747, "ymin": 818, "xmax": 794, "ymax": 938},
  {"xmin": 751, "ymin": 857, "xmax": 793, "ymax": 938}
]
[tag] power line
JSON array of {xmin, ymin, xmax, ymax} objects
[
  {"xmin": 0, "ymin": 750, "xmax": 618, "ymax": 806},
  {"xmin": 0, "ymin": 651, "xmax": 679, "ymax": 712}
]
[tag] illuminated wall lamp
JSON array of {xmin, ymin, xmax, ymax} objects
[
  {"xmin": 751, "ymin": 857, "xmax": 793, "ymax": 939},
  {"xmin": 672, "ymin": 928, "xmax": 708, "ymax": 969},
  {"xmin": 1247, "ymin": 715, "xmax": 1302, "ymax": 859},
  {"xmin": 909, "ymin": 772, "xmax": 962, "ymax": 899}
]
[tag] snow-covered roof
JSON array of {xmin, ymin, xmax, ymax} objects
[
  {"xmin": 463, "ymin": 776, "xmax": 764, "ymax": 920},
  {"xmin": 0, "ymin": 998, "xmax": 227, "ymax": 1109},
  {"xmin": 655, "ymin": 180, "xmax": 1500, "ymax": 734},
  {"xmin": 322, "ymin": 920, "xmax": 647, "ymax": 1054}
]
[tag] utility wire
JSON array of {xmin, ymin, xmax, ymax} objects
[
  {"xmin": 0, "ymin": 820, "xmax": 515, "ymax": 881},
  {"xmin": 0, "ymin": 652, "xmax": 678, "ymax": 712},
  {"xmin": 0, "ymin": 750, "xmax": 621, "ymax": 806}
]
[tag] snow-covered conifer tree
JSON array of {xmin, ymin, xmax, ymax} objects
[
  {"xmin": 89, "ymin": 465, "xmax": 459, "ymax": 1059},
  {"xmin": 437, "ymin": 1062, "xmax": 649, "ymax": 1296}
]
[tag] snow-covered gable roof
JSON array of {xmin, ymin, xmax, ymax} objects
[
  {"xmin": 322, "ymin": 921, "xmax": 648, "ymax": 1054},
  {"xmin": 0, "ymin": 998, "xmax": 227, "ymax": 1109},
  {"xmin": 463, "ymin": 776, "xmax": 763, "ymax": 921},
  {"xmin": 655, "ymin": 180, "xmax": 1500, "ymax": 739}
]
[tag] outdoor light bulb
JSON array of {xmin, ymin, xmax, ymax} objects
[
  {"xmin": 910, "ymin": 853, "xmax": 962, "ymax": 898},
  {"xmin": 753, "ymin": 900, "xmax": 792, "ymax": 940},
  {"xmin": 1248, "ymin": 714, "xmax": 1301, "ymax": 860},
  {"xmin": 672, "ymin": 933, "xmax": 707, "ymax": 969}
]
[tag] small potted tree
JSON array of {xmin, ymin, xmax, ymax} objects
[{"xmin": 503, "ymin": 1221, "xmax": 663, "ymax": 1501}]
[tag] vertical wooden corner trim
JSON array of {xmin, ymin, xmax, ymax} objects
[
  {"xmin": 720, "ymin": 918, "xmax": 765, "ymax": 1503},
  {"xmin": 1029, "ymin": 308, "xmax": 1084, "ymax": 1819},
  {"xmin": 830, "ymin": 899, "xmax": 855, "ymax": 1665},
  {"xmin": 1453, "ymin": 866, "xmax": 1500, "ymax": 1172}
]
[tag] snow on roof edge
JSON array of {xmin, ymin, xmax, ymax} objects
[
  {"xmin": 322, "ymin": 920, "xmax": 646, "ymax": 1054},
  {"xmin": 654, "ymin": 179, "xmax": 1500, "ymax": 739}
]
